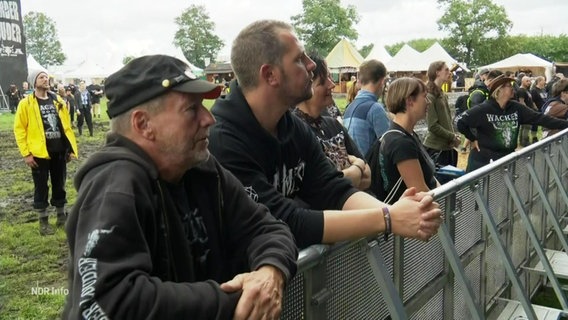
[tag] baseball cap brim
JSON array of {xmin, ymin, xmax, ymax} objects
[{"xmin": 173, "ymin": 80, "xmax": 222, "ymax": 100}]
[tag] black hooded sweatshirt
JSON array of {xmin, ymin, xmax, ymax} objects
[
  {"xmin": 209, "ymin": 81, "xmax": 358, "ymax": 249},
  {"xmin": 63, "ymin": 133, "xmax": 297, "ymax": 319},
  {"xmin": 457, "ymin": 98, "xmax": 568, "ymax": 165}
]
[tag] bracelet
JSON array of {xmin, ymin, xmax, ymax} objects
[
  {"xmin": 382, "ymin": 207, "xmax": 391, "ymax": 241},
  {"xmin": 352, "ymin": 163, "xmax": 365, "ymax": 176}
]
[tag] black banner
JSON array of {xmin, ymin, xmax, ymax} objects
[{"xmin": 0, "ymin": 0, "xmax": 26, "ymax": 103}]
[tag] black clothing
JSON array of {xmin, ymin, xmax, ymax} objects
[
  {"xmin": 457, "ymin": 99, "xmax": 568, "ymax": 172},
  {"xmin": 64, "ymin": 133, "xmax": 297, "ymax": 319},
  {"xmin": 380, "ymin": 123, "xmax": 437, "ymax": 202},
  {"xmin": 531, "ymin": 86, "xmax": 547, "ymax": 111},
  {"xmin": 74, "ymin": 90, "xmax": 93, "ymax": 136},
  {"xmin": 32, "ymin": 152, "xmax": 67, "ymax": 210},
  {"xmin": 517, "ymin": 87, "xmax": 535, "ymax": 110},
  {"xmin": 292, "ymin": 108, "xmax": 363, "ymax": 170},
  {"xmin": 209, "ymin": 81, "xmax": 358, "ymax": 248},
  {"xmin": 87, "ymin": 84, "xmax": 103, "ymax": 104},
  {"xmin": 8, "ymin": 88, "xmax": 22, "ymax": 113},
  {"xmin": 37, "ymin": 95, "xmax": 66, "ymax": 153}
]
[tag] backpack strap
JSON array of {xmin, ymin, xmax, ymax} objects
[
  {"xmin": 379, "ymin": 129, "xmax": 405, "ymax": 141},
  {"xmin": 466, "ymin": 89, "xmax": 489, "ymax": 109}
]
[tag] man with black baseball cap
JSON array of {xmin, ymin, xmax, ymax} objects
[{"xmin": 64, "ymin": 55, "xmax": 297, "ymax": 319}]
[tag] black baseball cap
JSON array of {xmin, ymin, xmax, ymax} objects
[{"xmin": 105, "ymin": 54, "xmax": 222, "ymax": 119}]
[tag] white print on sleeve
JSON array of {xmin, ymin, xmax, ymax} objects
[{"xmin": 84, "ymin": 226, "xmax": 117, "ymax": 256}]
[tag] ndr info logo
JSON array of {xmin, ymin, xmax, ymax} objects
[{"xmin": 30, "ymin": 281, "xmax": 69, "ymax": 296}]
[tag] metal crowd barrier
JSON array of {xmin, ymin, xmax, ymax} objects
[{"xmin": 281, "ymin": 128, "xmax": 568, "ymax": 320}]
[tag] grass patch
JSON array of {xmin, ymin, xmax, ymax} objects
[{"xmin": 0, "ymin": 99, "xmax": 110, "ymax": 319}]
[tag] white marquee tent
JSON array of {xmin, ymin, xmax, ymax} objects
[
  {"xmin": 385, "ymin": 44, "xmax": 424, "ymax": 72},
  {"xmin": 27, "ymin": 55, "xmax": 46, "ymax": 71},
  {"xmin": 421, "ymin": 42, "xmax": 469, "ymax": 72},
  {"xmin": 63, "ymin": 60, "xmax": 109, "ymax": 79},
  {"xmin": 478, "ymin": 53, "xmax": 553, "ymax": 79},
  {"xmin": 365, "ymin": 44, "xmax": 392, "ymax": 63}
]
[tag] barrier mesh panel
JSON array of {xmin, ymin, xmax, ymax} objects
[
  {"xmin": 511, "ymin": 214, "xmax": 528, "ymax": 268},
  {"xmin": 402, "ymin": 236, "xmax": 444, "ymax": 301},
  {"xmin": 325, "ymin": 242, "xmax": 389, "ymax": 319},
  {"xmin": 281, "ymin": 273, "xmax": 305, "ymax": 320},
  {"xmin": 454, "ymin": 187, "xmax": 482, "ymax": 256},
  {"xmin": 378, "ymin": 236, "xmax": 395, "ymax": 278},
  {"xmin": 513, "ymin": 156, "xmax": 531, "ymax": 205},
  {"xmin": 453, "ymin": 255, "xmax": 482, "ymax": 320},
  {"xmin": 488, "ymin": 171, "xmax": 509, "ymax": 226},
  {"xmin": 484, "ymin": 233, "xmax": 508, "ymax": 301},
  {"xmin": 409, "ymin": 289, "xmax": 444, "ymax": 320}
]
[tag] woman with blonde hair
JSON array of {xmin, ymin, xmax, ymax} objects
[{"xmin": 372, "ymin": 77, "xmax": 439, "ymax": 203}]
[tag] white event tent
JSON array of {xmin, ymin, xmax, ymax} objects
[
  {"xmin": 27, "ymin": 55, "xmax": 46, "ymax": 71},
  {"xmin": 421, "ymin": 42, "xmax": 469, "ymax": 72},
  {"xmin": 385, "ymin": 44, "xmax": 424, "ymax": 72},
  {"xmin": 478, "ymin": 53, "xmax": 553, "ymax": 80},
  {"xmin": 365, "ymin": 44, "xmax": 392, "ymax": 64}
]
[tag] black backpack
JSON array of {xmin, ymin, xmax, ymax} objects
[
  {"xmin": 454, "ymin": 94, "xmax": 469, "ymax": 116},
  {"xmin": 366, "ymin": 130, "xmax": 404, "ymax": 203}
]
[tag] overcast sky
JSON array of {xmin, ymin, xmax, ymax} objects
[{"xmin": 21, "ymin": 0, "xmax": 568, "ymax": 70}]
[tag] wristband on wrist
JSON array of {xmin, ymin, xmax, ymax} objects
[{"xmin": 382, "ymin": 206, "xmax": 391, "ymax": 241}]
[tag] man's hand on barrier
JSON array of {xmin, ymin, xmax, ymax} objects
[
  {"xmin": 220, "ymin": 265, "xmax": 285, "ymax": 320},
  {"xmin": 390, "ymin": 188, "xmax": 442, "ymax": 241}
]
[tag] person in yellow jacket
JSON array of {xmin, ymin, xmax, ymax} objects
[{"xmin": 13, "ymin": 70, "xmax": 78, "ymax": 235}]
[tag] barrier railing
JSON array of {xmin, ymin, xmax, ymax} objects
[{"xmin": 281, "ymin": 128, "xmax": 568, "ymax": 319}]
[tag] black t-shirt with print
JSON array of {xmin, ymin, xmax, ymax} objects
[
  {"xmin": 379, "ymin": 123, "xmax": 437, "ymax": 201},
  {"xmin": 164, "ymin": 181, "xmax": 210, "ymax": 280},
  {"xmin": 37, "ymin": 95, "xmax": 66, "ymax": 153}
]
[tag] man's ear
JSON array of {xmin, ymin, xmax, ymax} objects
[
  {"xmin": 131, "ymin": 110, "xmax": 154, "ymax": 139},
  {"xmin": 260, "ymin": 64, "xmax": 279, "ymax": 86}
]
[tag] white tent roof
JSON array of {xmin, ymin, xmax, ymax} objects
[
  {"xmin": 421, "ymin": 42, "xmax": 469, "ymax": 72},
  {"xmin": 142, "ymin": 45, "xmax": 204, "ymax": 74},
  {"xmin": 365, "ymin": 44, "xmax": 392, "ymax": 63},
  {"xmin": 64, "ymin": 60, "xmax": 109, "ymax": 79},
  {"xmin": 385, "ymin": 44, "xmax": 424, "ymax": 72},
  {"xmin": 478, "ymin": 53, "xmax": 553, "ymax": 78},
  {"xmin": 27, "ymin": 55, "xmax": 46, "ymax": 71}
]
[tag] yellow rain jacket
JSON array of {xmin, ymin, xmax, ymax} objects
[{"xmin": 14, "ymin": 93, "xmax": 78, "ymax": 159}]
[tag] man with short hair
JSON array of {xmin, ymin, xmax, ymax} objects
[
  {"xmin": 14, "ymin": 70, "xmax": 78, "ymax": 235},
  {"xmin": 343, "ymin": 59, "xmax": 390, "ymax": 155},
  {"xmin": 209, "ymin": 20, "xmax": 441, "ymax": 250},
  {"xmin": 64, "ymin": 55, "xmax": 297, "ymax": 319}
]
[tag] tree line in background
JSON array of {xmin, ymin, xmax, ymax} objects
[{"xmin": 22, "ymin": 0, "xmax": 568, "ymax": 71}]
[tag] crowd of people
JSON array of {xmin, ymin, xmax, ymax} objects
[{"xmin": 8, "ymin": 18, "xmax": 568, "ymax": 319}]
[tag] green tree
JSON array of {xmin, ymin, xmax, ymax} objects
[
  {"xmin": 359, "ymin": 43, "xmax": 373, "ymax": 59},
  {"xmin": 173, "ymin": 5, "xmax": 224, "ymax": 69},
  {"xmin": 291, "ymin": 0, "xmax": 360, "ymax": 56},
  {"xmin": 122, "ymin": 55, "xmax": 136, "ymax": 65},
  {"xmin": 437, "ymin": 0, "xmax": 511, "ymax": 66},
  {"xmin": 23, "ymin": 12, "xmax": 66, "ymax": 67}
]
